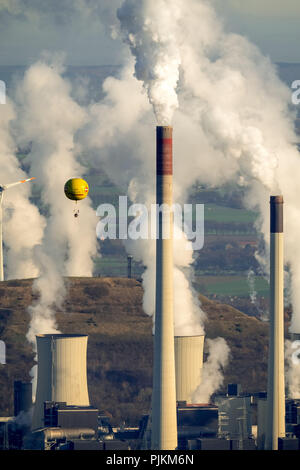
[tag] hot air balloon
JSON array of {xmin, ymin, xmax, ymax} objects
[{"xmin": 64, "ymin": 178, "xmax": 89, "ymax": 217}]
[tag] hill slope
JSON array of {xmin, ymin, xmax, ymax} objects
[{"xmin": 0, "ymin": 277, "xmax": 272, "ymax": 424}]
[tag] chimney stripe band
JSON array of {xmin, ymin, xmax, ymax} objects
[
  {"xmin": 156, "ymin": 127, "xmax": 173, "ymax": 175},
  {"xmin": 270, "ymin": 196, "xmax": 283, "ymax": 233}
]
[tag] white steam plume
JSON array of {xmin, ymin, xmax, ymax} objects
[
  {"xmin": 168, "ymin": 1, "xmax": 300, "ymax": 336},
  {"xmin": 247, "ymin": 268, "xmax": 257, "ymax": 306},
  {"xmin": 0, "ymin": 98, "xmax": 45, "ymax": 279},
  {"xmin": 80, "ymin": 1, "xmax": 222, "ymax": 397},
  {"xmin": 124, "ymin": 206, "xmax": 206, "ymax": 336},
  {"xmin": 12, "ymin": 58, "xmax": 98, "ymax": 383},
  {"xmin": 285, "ymin": 339, "xmax": 300, "ymax": 399},
  {"xmin": 246, "ymin": 267, "xmax": 268, "ymax": 321},
  {"xmin": 192, "ymin": 337, "xmax": 230, "ymax": 403},
  {"xmin": 117, "ymin": 0, "xmax": 181, "ymax": 125},
  {"xmin": 41, "ymin": 0, "xmax": 300, "ymax": 399},
  {"xmin": 115, "ymin": 0, "xmax": 300, "ymax": 336},
  {"xmin": 116, "ymin": 0, "xmax": 223, "ymax": 391},
  {"xmin": 88, "ymin": 0, "xmax": 300, "ymax": 397}
]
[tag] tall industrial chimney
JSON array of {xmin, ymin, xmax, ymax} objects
[
  {"xmin": 32, "ymin": 334, "xmax": 90, "ymax": 430},
  {"xmin": 175, "ymin": 335, "xmax": 205, "ymax": 403},
  {"xmin": 265, "ymin": 195, "xmax": 286, "ymax": 450},
  {"xmin": 127, "ymin": 255, "xmax": 133, "ymax": 279},
  {"xmin": 151, "ymin": 126, "xmax": 178, "ymax": 450}
]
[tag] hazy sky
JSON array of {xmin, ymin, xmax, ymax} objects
[
  {"xmin": 0, "ymin": 0, "xmax": 299, "ymax": 66},
  {"xmin": 215, "ymin": 0, "xmax": 300, "ymax": 63}
]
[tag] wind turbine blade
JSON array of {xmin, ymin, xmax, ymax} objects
[{"xmin": 4, "ymin": 177, "xmax": 36, "ymax": 189}]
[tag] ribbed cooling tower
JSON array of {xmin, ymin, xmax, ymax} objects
[
  {"xmin": 175, "ymin": 335, "xmax": 205, "ymax": 403},
  {"xmin": 265, "ymin": 196, "xmax": 286, "ymax": 450},
  {"xmin": 151, "ymin": 126, "xmax": 178, "ymax": 450},
  {"xmin": 31, "ymin": 334, "xmax": 90, "ymax": 430}
]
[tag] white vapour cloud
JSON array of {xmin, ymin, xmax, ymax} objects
[
  {"xmin": 247, "ymin": 268, "xmax": 257, "ymax": 305},
  {"xmin": 117, "ymin": 0, "xmax": 181, "ymax": 125},
  {"xmin": 192, "ymin": 337, "xmax": 230, "ymax": 403},
  {"xmin": 84, "ymin": 0, "xmax": 300, "ymax": 397},
  {"xmin": 0, "ymin": 98, "xmax": 45, "ymax": 279},
  {"xmin": 285, "ymin": 339, "xmax": 300, "ymax": 399},
  {"xmin": 4, "ymin": 0, "xmax": 300, "ymax": 401},
  {"xmin": 112, "ymin": 0, "xmax": 300, "ymax": 336},
  {"xmin": 170, "ymin": 1, "xmax": 300, "ymax": 333},
  {"xmin": 12, "ymin": 58, "xmax": 98, "ymax": 349}
]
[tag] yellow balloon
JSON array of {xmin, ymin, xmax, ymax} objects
[{"xmin": 64, "ymin": 178, "xmax": 89, "ymax": 201}]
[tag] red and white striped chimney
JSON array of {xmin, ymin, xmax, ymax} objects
[{"xmin": 151, "ymin": 126, "xmax": 178, "ymax": 450}]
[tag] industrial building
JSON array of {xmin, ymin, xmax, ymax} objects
[{"xmin": 1, "ymin": 365, "xmax": 300, "ymax": 450}]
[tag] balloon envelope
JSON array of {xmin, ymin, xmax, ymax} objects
[{"xmin": 64, "ymin": 178, "xmax": 89, "ymax": 201}]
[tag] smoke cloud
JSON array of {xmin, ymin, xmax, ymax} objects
[
  {"xmin": 112, "ymin": 0, "xmax": 300, "ymax": 337},
  {"xmin": 13, "ymin": 58, "xmax": 98, "ymax": 340},
  {"xmin": 285, "ymin": 339, "xmax": 300, "ymax": 399},
  {"xmin": 247, "ymin": 269, "xmax": 257, "ymax": 305},
  {"xmin": 3, "ymin": 0, "xmax": 300, "ymax": 401},
  {"xmin": 117, "ymin": 0, "xmax": 181, "ymax": 125},
  {"xmin": 192, "ymin": 337, "xmax": 230, "ymax": 403},
  {"xmin": 0, "ymin": 98, "xmax": 45, "ymax": 279},
  {"xmin": 9, "ymin": 58, "xmax": 98, "ymax": 397},
  {"xmin": 93, "ymin": 0, "xmax": 300, "ymax": 396}
]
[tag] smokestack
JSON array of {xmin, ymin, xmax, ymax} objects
[
  {"xmin": 31, "ymin": 334, "xmax": 90, "ymax": 430},
  {"xmin": 127, "ymin": 255, "xmax": 133, "ymax": 279},
  {"xmin": 151, "ymin": 126, "xmax": 178, "ymax": 450},
  {"xmin": 265, "ymin": 195, "xmax": 286, "ymax": 450},
  {"xmin": 175, "ymin": 335, "xmax": 205, "ymax": 403}
]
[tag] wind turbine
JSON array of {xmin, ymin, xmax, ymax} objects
[{"xmin": 0, "ymin": 177, "xmax": 36, "ymax": 281}]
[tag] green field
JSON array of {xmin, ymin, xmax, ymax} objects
[
  {"xmin": 94, "ymin": 251, "xmax": 269, "ymax": 299},
  {"xmin": 194, "ymin": 275, "xmax": 269, "ymax": 298},
  {"xmin": 204, "ymin": 204, "xmax": 257, "ymax": 224}
]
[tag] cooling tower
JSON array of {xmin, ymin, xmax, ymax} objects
[
  {"xmin": 175, "ymin": 335, "xmax": 205, "ymax": 403},
  {"xmin": 151, "ymin": 126, "xmax": 178, "ymax": 450},
  {"xmin": 265, "ymin": 196, "xmax": 286, "ymax": 450},
  {"xmin": 32, "ymin": 334, "xmax": 90, "ymax": 430}
]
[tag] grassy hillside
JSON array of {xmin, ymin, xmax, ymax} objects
[{"xmin": 0, "ymin": 277, "xmax": 284, "ymax": 425}]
